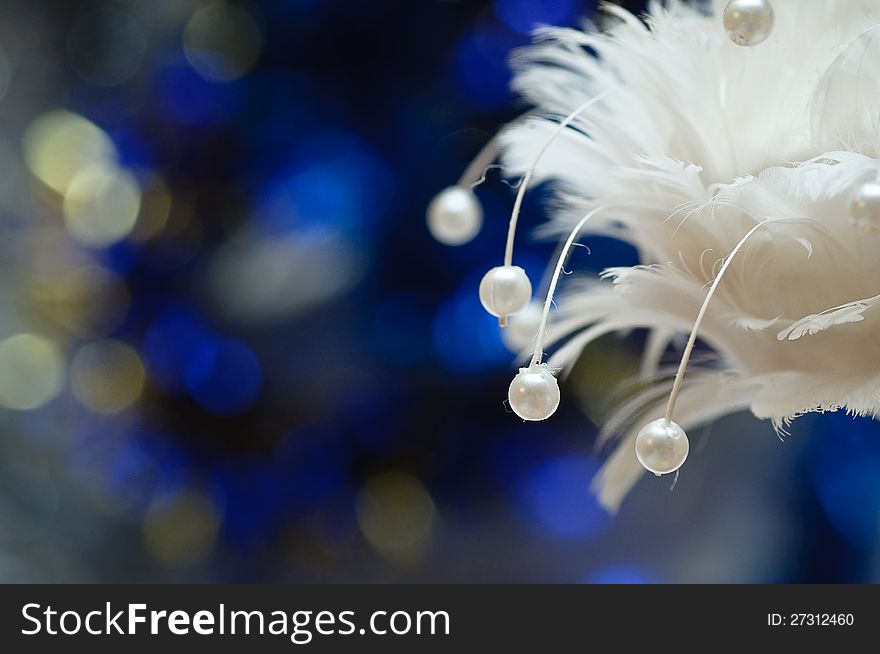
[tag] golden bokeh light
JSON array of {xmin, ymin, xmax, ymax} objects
[
  {"xmin": 568, "ymin": 336, "xmax": 641, "ymax": 426},
  {"xmin": 131, "ymin": 173, "xmax": 172, "ymax": 241},
  {"xmin": 143, "ymin": 490, "xmax": 220, "ymax": 567},
  {"xmin": 356, "ymin": 472, "xmax": 436, "ymax": 561},
  {"xmin": 0, "ymin": 334, "xmax": 65, "ymax": 411},
  {"xmin": 70, "ymin": 340, "xmax": 145, "ymax": 414},
  {"xmin": 183, "ymin": 1, "xmax": 263, "ymax": 82},
  {"xmin": 22, "ymin": 110, "xmax": 117, "ymax": 194},
  {"xmin": 63, "ymin": 164, "xmax": 141, "ymax": 247},
  {"xmin": 29, "ymin": 264, "xmax": 130, "ymax": 338}
]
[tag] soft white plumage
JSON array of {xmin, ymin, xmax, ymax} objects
[{"xmin": 495, "ymin": 0, "xmax": 880, "ymax": 510}]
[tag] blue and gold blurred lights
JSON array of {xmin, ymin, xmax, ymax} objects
[
  {"xmin": 0, "ymin": 334, "xmax": 65, "ymax": 411},
  {"xmin": 356, "ymin": 472, "xmax": 437, "ymax": 563},
  {"xmin": 183, "ymin": 1, "xmax": 263, "ymax": 83},
  {"xmin": 71, "ymin": 340, "xmax": 146, "ymax": 414},
  {"xmin": 0, "ymin": 0, "xmax": 870, "ymax": 585},
  {"xmin": 518, "ymin": 455, "xmax": 609, "ymax": 540}
]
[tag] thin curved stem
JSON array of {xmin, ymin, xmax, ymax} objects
[
  {"xmin": 503, "ymin": 92, "xmax": 610, "ymax": 267},
  {"xmin": 530, "ymin": 206, "xmax": 608, "ymax": 368},
  {"xmin": 457, "ymin": 138, "xmax": 501, "ymax": 189},
  {"xmin": 663, "ymin": 220, "xmax": 771, "ymax": 424},
  {"xmin": 455, "ymin": 110, "xmax": 539, "ymax": 189}
]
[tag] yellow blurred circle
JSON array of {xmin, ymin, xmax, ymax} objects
[
  {"xmin": 70, "ymin": 340, "xmax": 145, "ymax": 414},
  {"xmin": 144, "ymin": 490, "xmax": 220, "ymax": 567},
  {"xmin": 356, "ymin": 472, "xmax": 436, "ymax": 559},
  {"xmin": 22, "ymin": 110, "xmax": 116, "ymax": 194},
  {"xmin": 183, "ymin": 1, "xmax": 263, "ymax": 82},
  {"xmin": 63, "ymin": 164, "xmax": 141, "ymax": 247},
  {"xmin": 0, "ymin": 334, "xmax": 65, "ymax": 410},
  {"xmin": 30, "ymin": 264, "xmax": 130, "ymax": 338}
]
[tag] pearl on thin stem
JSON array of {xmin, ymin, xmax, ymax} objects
[
  {"xmin": 426, "ymin": 186, "xmax": 483, "ymax": 245},
  {"xmin": 427, "ymin": 126, "xmax": 504, "ymax": 246},
  {"xmin": 508, "ymin": 364, "xmax": 560, "ymax": 421},
  {"xmin": 723, "ymin": 0, "xmax": 775, "ymax": 47},
  {"xmin": 635, "ymin": 418, "xmax": 689, "ymax": 476},
  {"xmin": 482, "ymin": 93, "xmax": 610, "ymax": 325},
  {"xmin": 662, "ymin": 221, "xmax": 769, "ymax": 426},
  {"xmin": 636, "ymin": 220, "xmax": 773, "ymax": 476},
  {"xmin": 850, "ymin": 179, "xmax": 880, "ymax": 233},
  {"xmin": 479, "ymin": 265, "xmax": 532, "ymax": 323},
  {"xmin": 503, "ymin": 206, "xmax": 607, "ymax": 422}
]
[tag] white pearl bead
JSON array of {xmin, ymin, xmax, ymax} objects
[
  {"xmin": 635, "ymin": 418, "xmax": 689, "ymax": 476},
  {"xmin": 502, "ymin": 301, "xmax": 543, "ymax": 353},
  {"xmin": 723, "ymin": 0, "xmax": 775, "ymax": 47},
  {"xmin": 479, "ymin": 265, "xmax": 532, "ymax": 320},
  {"xmin": 850, "ymin": 179, "xmax": 880, "ymax": 233},
  {"xmin": 427, "ymin": 186, "xmax": 483, "ymax": 246},
  {"xmin": 508, "ymin": 365, "xmax": 560, "ymax": 421}
]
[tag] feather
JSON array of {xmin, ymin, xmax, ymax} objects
[
  {"xmin": 593, "ymin": 370, "xmax": 756, "ymax": 511},
  {"xmin": 776, "ymin": 294, "xmax": 880, "ymax": 341},
  {"xmin": 492, "ymin": 0, "xmax": 880, "ymax": 507}
]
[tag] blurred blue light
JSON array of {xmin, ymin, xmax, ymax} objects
[
  {"xmin": 156, "ymin": 61, "xmax": 240, "ymax": 126},
  {"xmin": 485, "ymin": 426, "xmax": 562, "ymax": 490},
  {"xmin": 517, "ymin": 454, "xmax": 609, "ymax": 539},
  {"xmin": 185, "ymin": 337, "xmax": 263, "ymax": 415},
  {"xmin": 210, "ymin": 461, "xmax": 283, "ymax": 547},
  {"xmin": 241, "ymin": 71, "xmax": 323, "ymax": 164},
  {"xmin": 809, "ymin": 414, "xmax": 880, "ymax": 549},
  {"xmin": 64, "ymin": 420, "xmax": 190, "ymax": 517},
  {"xmin": 254, "ymin": 131, "xmax": 393, "ymax": 236},
  {"xmin": 106, "ymin": 435, "xmax": 158, "ymax": 507},
  {"xmin": 372, "ymin": 292, "xmax": 433, "ymax": 368},
  {"xmin": 201, "ymin": 425, "xmax": 354, "ymax": 547},
  {"xmin": 432, "ymin": 273, "xmax": 510, "ymax": 374},
  {"xmin": 455, "ymin": 27, "xmax": 524, "ymax": 110},
  {"xmin": 332, "ymin": 381, "xmax": 410, "ymax": 450},
  {"xmin": 582, "ymin": 565, "xmax": 653, "ymax": 584},
  {"xmin": 143, "ymin": 308, "xmax": 213, "ymax": 393},
  {"xmin": 105, "ymin": 123, "xmax": 158, "ymax": 170},
  {"xmin": 494, "ymin": 0, "xmax": 582, "ymax": 35},
  {"xmin": 276, "ymin": 427, "xmax": 352, "ymax": 505},
  {"xmin": 101, "ymin": 240, "xmax": 138, "ymax": 275}
]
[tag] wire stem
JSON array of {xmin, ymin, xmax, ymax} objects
[
  {"xmin": 663, "ymin": 220, "xmax": 770, "ymax": 424},
  {"xmin": 503, "ymin": 93, "xmax": 609, "ymax": 268},
  {"xmin": 530, "ymin": 206, "xmax": 608, "ymax": 368}
]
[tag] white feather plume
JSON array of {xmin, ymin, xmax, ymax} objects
[{"xmin": 498, "ymin": 0, "xmax": 880, "ymax": 509}]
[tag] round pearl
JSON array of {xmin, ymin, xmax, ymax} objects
[
  {"xmin": 850, "ymin": 179, "xmax": 880, "ymax": 232},
  {"xmin": 502, "ymin": 301, "xmax": 543, "ymax": 353},
  {"xmin": 723, "ymin": 0, "xmax": 775, "ymax": 47},
  {"xmin": 426, "ymin": 186, "xmax": 483, "ymax": 246},
  {"xmin": 635, "ymin": 418, "xmax": 690, "ymax": 476},
  {"xmin": 508, "ymin": 365, "xmax": 560, "ymax": 421},
  {"xmin": 479, "ymin": 265, "xmax": 532, "ymax": 320}
]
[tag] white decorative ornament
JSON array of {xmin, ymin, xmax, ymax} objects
[
  {"xmin": 444, "ymin": 0, "xmax": 880, "ymax": 510},
  {"xmin": 426, "ymin": 185, "xmax": 483, "ymax": 245},
  {"xmin": 635, "ymin": 419, "xmax": 689, "ymax": 477},
  {"xmin": 469, "ymin": 96, "xmax": 607, "ymax": 325},
  {"xmin": 508, "ymin": 365, "xmax": 560, "ymax": 421},
  {"xmin": 723, "ymin": 0, "xmax": 775, "ymax": 47},
  {"xmin": 849, "ymin": 179, "xmax": 880, "ymax": 232},
  {"xmin": 479, "ymin": 265, "xmax": 532, "ymax": 322}
]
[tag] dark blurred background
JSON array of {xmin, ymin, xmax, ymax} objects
[{"xmin": 0, "ymin": 0, "xmax": 877, "ymax": 583}]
